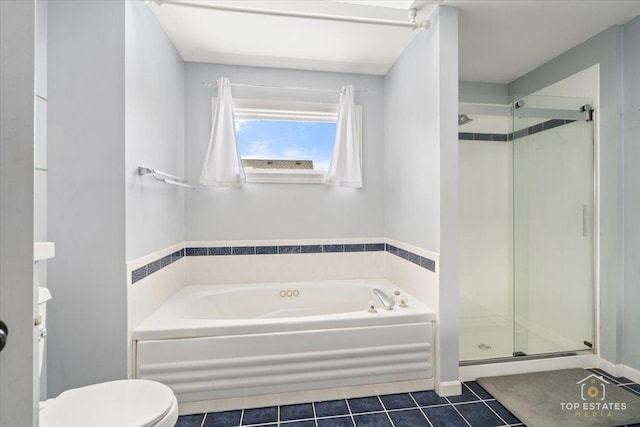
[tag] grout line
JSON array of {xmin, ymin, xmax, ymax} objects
[
  {"xmin": 408, "ymin": 393, "xmax": 434, "ymax": 427},
  {"xmin": 376, "ymin": 395, "xmax": 396, "ymax": 427},
  {"xmin": 445, "ymin": 397, "xmax": 473, "ymax": 427},
  {"xmin": 420, "ymin": 403, "xmax": 457, "ymax": 409},
  {"xmin": 274, "ymin": 415, "xmax": 319, "ymax": 424},
  {"xmin": 385, "ymin": 406, "xmax": 422, "ymax": 413},
  {"xmin": 311, "ymin": 402, "xmax": 319, "ymax": 427},
  {"xmin": 343, "ymin": 398, "xmax": 357, "ymax": 427},
  {"xmin": 463, "ymin": 382, "xmax": 509, "ymax": 426},
  {"xmin": 316, "ymin": 413, "xmax": 360, "ymax": 420}
]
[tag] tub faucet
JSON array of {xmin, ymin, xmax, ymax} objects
[{"xmin": 373, "ymin": 288, "xmax": 395, "ymax": 310}]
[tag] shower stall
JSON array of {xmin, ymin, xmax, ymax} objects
[{"xmin": 459, "ymin": 94, "xmax": 595, "ymax": 362}]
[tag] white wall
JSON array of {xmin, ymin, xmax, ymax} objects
[
  {"xmin": 0, "ymin": 1, "xmax": 37, "ymax": 425},
  {"xmin": 125, "ymin": 1, "xmax": 185, "ymax": 262},
  {"xmin": 508, "ymin": 24, "xmax": 624, "ymax": 366},
  {"xmin": 384, "ymin": 24, "xmax": 441, "ymax": 251},
  {"xmin": 459, "ymin": 81, "xmax": 509, "ymax": 105},
  {"xmin": 35, "ymin": 0, "xmax": 48, "ymax": 244},
  {"xmin": 384, "ymin": 5, "xmax": 459, "ymax": 384},
  {"xmin": 47, "ymin": 0, "xmax": 127, "ymax": 397},
  {"xmin": 35, "ymin": 0, "xmax": 49, "ymax": 402},
  {"xmin": 437, "ymin": 7, "xmax": 460, "ymax": 386},
  {"xmin": 622, "ymin": 16, "xmax": 640, "ymax": 372},
  {"xmin": 184, "ymin": 62, "xmax": 385, "ymax": 241}
]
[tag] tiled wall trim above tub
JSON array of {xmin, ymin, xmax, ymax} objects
[
  {"xmin": 130, "ymin": 241, "xmax": 437, "ymax": 284},
  {"xmin": 458, "ymin": 118, "xmax": 577, "ymax": 142},
  {"xmin": 131, "ymin": 249, "xmax": 184, "ymax": 284},
  {"xmin": 385, "ymin": 244, "xmax": 436, "ymax": 272},
  {"xmin": 185, "ymin": 242, "xmax": 436, "ymax": 273}
]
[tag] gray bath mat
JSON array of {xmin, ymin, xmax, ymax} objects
[{"xmin": 477, "ymin": 369, "xmax": 640, "ymax": 427}]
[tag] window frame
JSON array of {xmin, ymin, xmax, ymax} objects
[{"xmin": 211, "ymin": 98, "xmax": 362, "ymax": 184}]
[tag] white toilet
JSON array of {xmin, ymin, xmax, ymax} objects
[
  {"xmin": 35, "ymin": 244, "xmax": 178, "ymax": 427},
  {"xmin": 39, "ymin": 379, "xmax": 179, "ymax": 427}
]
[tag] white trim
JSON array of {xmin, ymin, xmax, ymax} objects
[
  {"xmin": 597, "ymin": 357, "xmax": 622, "ymax": 377},
  {"xmin": 435, "ymin": 380, "xmax": 462, "ymax": 397},
  {"xmin": 245, "ymin": 168, "xmax": 328, "ymax": 184},
  {"xmin": 185, "ymin": 237, "xmax": 386, "ymax": 247},
  {"xmin": 597, "ymin": 357, "xmax": 640, "ymax": 383},
  {"xmin": 623, "ymin": 364, "xmax": 640, "ymax": 384},
  {"xmin": 233, "ymin": 98, "xmax": 339, "ymax": 122},
  {"xmin": 126, "ymin": 241, "xmax": 185, "ymax": 276},
  {"xmin": 459, "ymin": 354, "xmax": 598, "ymax": 381},
  {"xmin": 593, "ymin": 63, "xmax": 601, "ymax": 366}
]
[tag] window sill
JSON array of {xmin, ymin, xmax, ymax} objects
[{"xmin": 244, "ymin": 168, "xmax": 327, "ymax": 184}]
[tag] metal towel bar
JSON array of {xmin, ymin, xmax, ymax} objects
[{"xmin": 137, "ymin": 166, "xmax": 195, "ymax": 189}]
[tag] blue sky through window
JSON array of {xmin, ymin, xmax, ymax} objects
[{"xmin": 236, "ymin": 120, "xmax": 336, "ymax": 171}]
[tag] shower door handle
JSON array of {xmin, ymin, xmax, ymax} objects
[
  {"xmin": 582, "ymin": 205, "xmax": 588, "ymax": 237},
  {"xmin": 0, "ymin": 320, "xmax": 7, "ymax": 352}
]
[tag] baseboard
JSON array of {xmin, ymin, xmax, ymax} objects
[
  {"xmin": 597, "ymin": 357, "xmax": 624, "ymax": 377},
  {"xmin": 598, "ymin": 357, "xmax": 640, "ymax": 383},
  {"xmin": 623, "ymin": 364, "xmax": 640, "ymax": 384},
  {"xmin": 178, "ymin": 378, "xmax": 434, "ymax": 415},
  {"xmin": 459, "ymin": 354, "xmax": 598, "ymax": 381},
  {"xmin": 435, "ymin": 380, "xmax": 462, "ymax": 397}
]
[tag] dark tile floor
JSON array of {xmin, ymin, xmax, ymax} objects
[{"xmin": 176, "ymin": 369, "xmax": 640, "ymax": 427}]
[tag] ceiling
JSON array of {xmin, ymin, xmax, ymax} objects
[{"xmin": 150, "ymin": 0, "xmax": 640, "ymax": 83}]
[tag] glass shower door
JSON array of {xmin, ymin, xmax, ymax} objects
[{"xmin": 512, "ymin": 95, "xmax": 595, "ymax": 356}]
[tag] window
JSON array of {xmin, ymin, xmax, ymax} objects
[{"xmin": 214, "ymin": 98, "xmax": 361, "ymax": 183}]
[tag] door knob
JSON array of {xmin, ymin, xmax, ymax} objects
[{"xmin": 0, "ymin": 320, "xmax": 7, "ymax": 352}]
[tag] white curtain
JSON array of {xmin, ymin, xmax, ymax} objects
[
  {"xmin": 200, "ymin": 77, "xmax": 245, "ymax": 187},
  {"xmin": 326, "ymin": 85, "xmax": 362, "ymax": 188}
]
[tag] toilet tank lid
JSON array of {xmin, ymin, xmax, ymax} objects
[{"xmin": 39, "ymin": 287, "xmax": 52, "ymax": 304}]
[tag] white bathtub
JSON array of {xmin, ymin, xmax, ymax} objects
[{"xmin": 133, "ymin": 279, "xmax": 436, "ymax": 407}]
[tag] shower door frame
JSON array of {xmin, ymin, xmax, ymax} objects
[{"xmin": 458, "ymin": 99, "xmax": 599, "ymax": 365}]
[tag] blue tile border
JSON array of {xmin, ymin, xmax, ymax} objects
[
  {"xmin": 345, "ymin": 243, "xmax": 365, "ymax": 252},
  {"xmin": 459, "ymin": 118, "xmax": 578, "ymax": 142},
  {"xmin": 385, "ymin": 244, "xmax": 436, "ymax": 273},
  {"xmin": 132, "ymin": 240, "xmax": 436, "ymax": 284},
  {"xmin": 279, "ymin": 245, "xmax": 301, "ymax": 254},
  {"xmin": 131, "ymin": 249, "xmax": 184, "ymax": 284},
  {"xmin": 232, "ymin": 246, "xmax": 256, "ymax": 255},
  {"xmin": 256, "ymin": 245, "xmax": 278, "ymax": 255},
  {"xmin": 184, "ymin": 243, "xmax": 387, "ymax": 258},
  {"xmin": 209, "ymin": 247, "xmax": 232, "ymax": 256},
  {"xmin": 365, "ymin": 243, "xmax": 385, "ymax": 251}
]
